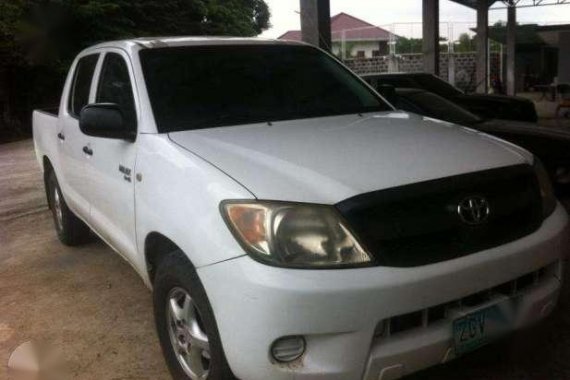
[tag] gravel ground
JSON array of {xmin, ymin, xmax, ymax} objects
[{"xmin": 0, "ymin": 139, "xmax": 569, "ymax": 380}]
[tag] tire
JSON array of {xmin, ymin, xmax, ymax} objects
[
  {"xmin": 154, "ymin": 251, "xmax": 236, "ymax": 380},
  {"xmin": 47, "ymin": 170, "xmax": 91, "ymax": 246}
]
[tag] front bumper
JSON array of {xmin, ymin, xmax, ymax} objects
[{"xmin": 198, "ymin": 203, "xmax": 568, "ymax": 380}]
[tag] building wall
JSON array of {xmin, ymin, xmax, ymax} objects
[{"xmin": 332, "ymin": 41, "xmax": 388, "ymax": 58}]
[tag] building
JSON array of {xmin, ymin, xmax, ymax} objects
[
  {"xmin": 278, "ymin": 12, "xmax": 396, "ymax": 59},
  {"xmin": 487, "ymin": 23, "xmax": 570, "ymax": 90}
]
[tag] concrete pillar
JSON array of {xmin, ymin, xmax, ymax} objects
[
  {"xmin": 558, "ymin": 32, "xmax": 570, "ymax": 84},
  {"xmin": 388, "ymin": 55, "xmax": 400, "ymax": 72},
  {"xmin": 448, "ymin": 53, "xmax": 456, "ymax": 85},
  {"xmin": 506, "ymin": 5, "xmax": 516, "ymax": 95},
  {"xmin": 300, "ymin": 0, "xmax": 331, "ymax": 51},
  {"xmin": 422, "ymin": 0, "xmax": 439, "ymax": 75},
  {"xmin": 476, "ymin": 0, "xmax": 489, "ymax": 93},
  {"xmin": 448, "ymin": 23, "xmax": 455, "ymax": 85}
]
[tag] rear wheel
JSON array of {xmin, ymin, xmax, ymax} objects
[
  {"xmin": 153, "ymin": 251, "xmax": 235, "ymax": 380},
  {"xmin": 47, "ymin": 171, "xmax": 91, "ymax": 246}
]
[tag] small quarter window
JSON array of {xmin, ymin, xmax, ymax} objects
[{"xmin": 68, "ymin": 54, "xmax": 99, "ymax": 117}]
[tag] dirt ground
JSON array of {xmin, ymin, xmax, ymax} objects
[
  {"xmin": 1, "ymin": 139, "xmax": 569, "ymax": 380},
  {"xmin": 0, "ymin": 140, "xmax": 170, "ymax": 379}
]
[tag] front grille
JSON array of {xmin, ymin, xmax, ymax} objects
[
  {"xmin": 378, "ymin": 263, "xmax": 555, "ymax": 338},
  {"xmin": 336, "ymin": 165, "xmax": 543, "ymax": 267}
]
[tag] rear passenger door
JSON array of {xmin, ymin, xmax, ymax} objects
[
  {"xmin": 83, "ymin": 50, "xmax": 139, "ymax": 262},
  {"xmin": 58, "ymin": 53, "xmax": 100, "ymax": 219}
]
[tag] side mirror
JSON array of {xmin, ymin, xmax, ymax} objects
[{"xmin": 79, "ymin": 103, "xmax": 135, "ymax": 142}]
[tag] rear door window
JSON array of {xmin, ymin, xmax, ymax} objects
[{"xmin": 68, "ymin": 54, "xmax": 99, "ymax": 117}]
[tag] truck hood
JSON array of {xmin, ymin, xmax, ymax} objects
[{"xmin": 169, "ymin": 112, "xmax": 528, "ymax": 204}]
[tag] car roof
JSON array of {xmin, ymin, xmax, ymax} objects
[
  {"xmin": 87, "ymin": 36, "xmax": 305, "ymax": 51},
  {"xmin": 361, "ymin": 72, "xmax": 432, "ymax": 78}
]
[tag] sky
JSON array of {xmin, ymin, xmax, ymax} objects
[{"xmin": 260, "ymin": 0, "xmax": 570, "ymax": 41}]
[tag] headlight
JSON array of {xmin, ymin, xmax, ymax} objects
[
  {"xmin": 221, "ymin": 201, "xmax": 372, "ymax": 268},
  {"xmin": 533, "ymin": 158, "xmax": 556, "ymax": 218}
]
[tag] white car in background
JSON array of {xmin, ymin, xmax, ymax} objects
[{"xmin": 32, "ymin": 37, "xmax": 568, "ymax": 380}]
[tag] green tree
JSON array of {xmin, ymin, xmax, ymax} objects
[
  {"xmin": 0, "ymin": 0, "xmax": 270, "ymax": 140},
  {"xmin": 395, "ymin": 37, "xmax": 422, "ymax": 54},
  {"xmin": 395, "ymin": 36, "xmax": 448, "ymax": 54},
  {"xmin": 454, "ymin": 33, "xmax": 475, "ymax": 53}
]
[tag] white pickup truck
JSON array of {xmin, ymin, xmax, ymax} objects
[{"xmin": 33, "ymin": 37, "xmax": 568, "ymax": 380}]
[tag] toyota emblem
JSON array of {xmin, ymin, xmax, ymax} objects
[{"xmin": 457, "ymin": 196, "xmax": 490, "ymax": 225}]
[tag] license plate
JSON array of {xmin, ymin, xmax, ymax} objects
[{"xmin": 453, "ymin": 304, "xmax": 510, "ymax": 356}]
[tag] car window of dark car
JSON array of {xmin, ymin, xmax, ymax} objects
[
  {"xmin": 412, "ymin": 75, "xmax": 463, "ymax": 98},
  {"xmin": 375, "ymin": 76, "xmax": 418, "ymax": 90},
  {"xmin": 394, "ymin": 96, "xmax": 424, "ymax": 115},
  {"xmin": 404, "ymin": 91, "xmax": 482, "ymax": 126},
  {"xmin": 376, "ymin": 75, "xmax": 462, "ymax": 99}
]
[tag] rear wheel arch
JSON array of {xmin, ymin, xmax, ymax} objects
[{"xmin": 43, "ymin": 156, "xmax": 54, "ymax": 207}]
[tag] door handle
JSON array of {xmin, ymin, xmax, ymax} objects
[
  {"xmin": 57, "ymin": 132, "xmax": 65, "ymax": 141},
  {"xmin": 82, "ymin": 146, "xmax": 93, "ymax": 156}
]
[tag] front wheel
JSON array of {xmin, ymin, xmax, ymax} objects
[{"xmin": 153, "ymin": 251, "xmax": 235, "ymax": 380}]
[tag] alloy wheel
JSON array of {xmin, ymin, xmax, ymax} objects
[
  {"xmin": 166, "ymin": 287, "xmax": 211, "ymax": 379},
  {"xmin": 53, "ymin": 187, "xmax": 64, "ymax": 231}
]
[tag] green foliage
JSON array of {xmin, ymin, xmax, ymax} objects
[
  {"xmin": 2, "ymin": 0, "xmax": 270, "ymax": 69},
  {"xmin": 454, "ymin": 33, "xmax": 475, "ymax": 53},
  {"xmin": 394, "ymin": 37, "xmax": 448, "ymax": 54},
  {"xmin": 395, "ymin": 37, "xmax": 422, "ymax": 54},
  {"xmin": 0, "ymin": 0, "xmax": 26, "ymax": 66},
  {"xmin": 453, "ymin": 32, "xmax": 501, "ymax": 53},
  {"xmin": 0, "ymin": 0, "xmax": 270, "ymax": 141}
]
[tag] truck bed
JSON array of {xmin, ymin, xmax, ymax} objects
[
  {"xmin": 32, "ymin": 108, "xmax": 59, "ymax": 171},
  {"xmin": 35, "ymin": 106, "xmax": 59, "ymax": 117}
]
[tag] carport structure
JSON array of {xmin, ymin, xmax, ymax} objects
[{"xmin": 299, "ymin": 0, "xmax": 570, "ymax": 95}]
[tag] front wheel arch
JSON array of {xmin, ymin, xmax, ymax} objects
[
  {"xmin": 153, "ymin": 250, "xmax": 236, "ymax": 380},
  {"xmin": 145, "ymin": 232, "xmax": 186, "ymax": 284}
]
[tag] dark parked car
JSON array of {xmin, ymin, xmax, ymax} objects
[
  {"xmin": 362, "ymin": 72, "xmax": 538, "ymax": 122},
  {"xmin": 381, "ymin": 86, "xmax": 570, "ymax": 194}
]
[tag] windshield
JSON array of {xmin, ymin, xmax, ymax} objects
[
  {"xmin": 139, "ymin": 45, "xmax": 392, "ymax": 132},
  {"xmin": 400, "ymin": 91, "xmax": 483, "ymax": 126},
  {"xmin": 376, "ymin": 74, "xmax": 463, "ymax": 99},
  {"xmin": 411, "ymin": 75, "xmax": 463, "ymax": 98}
]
